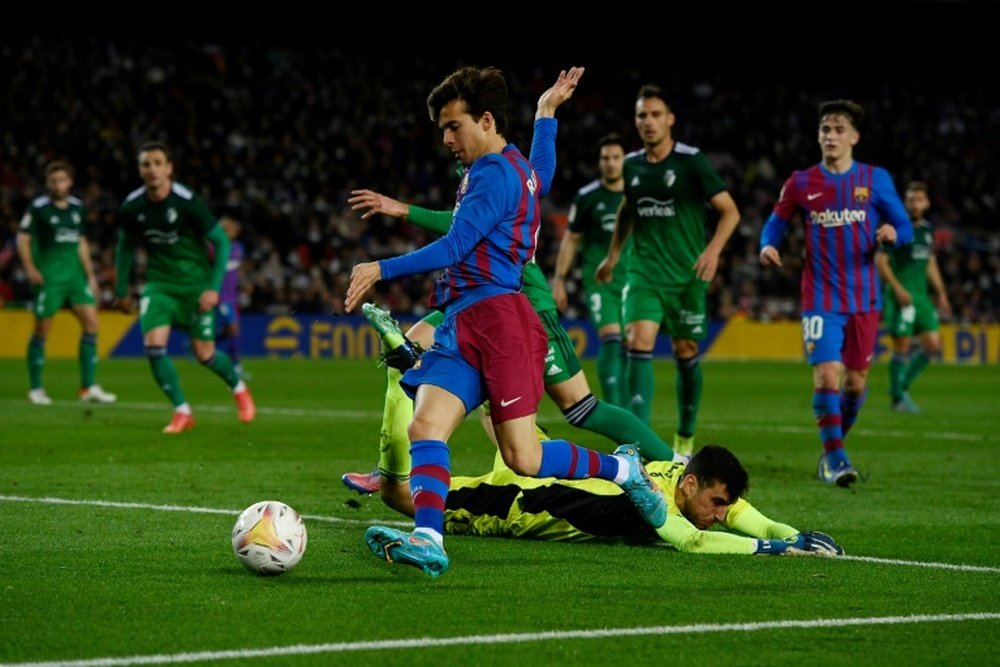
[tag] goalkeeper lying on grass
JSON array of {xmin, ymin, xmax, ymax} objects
[{"xmin": 369, "ymin": 443, "xmax": 843, "ymax": 556}]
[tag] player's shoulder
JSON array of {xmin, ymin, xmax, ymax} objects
[
  {"xmin": 29, "ymin": 195, "xmax": 51, "ymax": 210},
  {"xmin": 122, "ymin": 186, "xmax": 146, "ymax": 208},
  {"xmin": 576, "ymin": 178, "xmax": 602, "ymax": 199},
  {"xmin": 67, "ymin": 195, "xmax": 85, "ymax": 209},
  {"xmin": 674, "ymin": 141, "xmax": 701, "ymax": 156},
  {"xmin": 624, "ymin": 148, "xmax": 646, "ymax": 164},
  {"xmin": 170, "ymin": 181, "xmax": 197, "ymax": 201}
]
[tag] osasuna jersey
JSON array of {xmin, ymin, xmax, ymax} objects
[
  {"xmin": 887, "ymin": 220, "xmax": 933, "ymax": 293},
  {"xmin": 623, "ymin": 143, "xmax": 727, "ymax": 287},
  {"xmin": 761, "ymin": 162, "xmax": 913, "ymax": 313},
  {"xmin": 19, "ymin": 195, "xmax": 87, "ymax": 284},
  {"xmin": 521, "ymin": 261, "xmax": 557, "ymax": 313},
  {"xmin": 568, "ymin": 180, "xmax": 627, "ymax": 291},
  {"xmin": 119, "ymin": 182, "xmax": 218, "ymax": 287}
]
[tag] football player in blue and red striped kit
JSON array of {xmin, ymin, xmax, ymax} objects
[
  {"xmin": 760, "ymin": 100, "xmax": 913, "ymax": 487},
  {"xmin": 345, "ymin": 66, "xmax": 666, "ymax": 577}
]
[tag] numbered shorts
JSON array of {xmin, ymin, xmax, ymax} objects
[
  {"xmin": 32, "ymin": 280, "xmax": 95, "ymax": 319},
  {"xmin": 139, "ymin": 285, "xmax": 216, "ymax": 341},
  {"xmin": 583, "ymin": 281, "xmax": 624, "ymax": 329},
  {"xmin": 623, "ymin": 280, "xmax": 708, "ymax": 340},
  {"xmin": 401, "ymin": 293, "xmax": 547, "ymax": 425},
  {"xmin": 801, "ymin": 310, "xmax": 880, "ymax": 370},
  {"xmin": 883, "ymin": 294, "xmax": 939, "ymax": 338}
]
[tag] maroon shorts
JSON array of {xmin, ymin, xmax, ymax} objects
[{"xmin": 456, "ymin": 292, "xmax": 547, "ymax": 424}]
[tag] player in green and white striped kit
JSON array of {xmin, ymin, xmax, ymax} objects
[
  {"xmin": 596, "ymin": 85, "xmax": 740, "ymax": 455},
  {"xmin": 16, "ymin": 161, "xmax": 117, "ymax": 405},
  {"xmin": 114, "ymin": 142, "xmax": 255, "ymax": 433},
  {"xmin": 876, "ymin": 181, "xmax": 952, "ymax": 412}
]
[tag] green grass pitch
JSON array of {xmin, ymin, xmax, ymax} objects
[{"xmin": 1, "ymin": 357, "xmax": 998, "ymax": 666}]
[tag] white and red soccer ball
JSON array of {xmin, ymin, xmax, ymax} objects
[{"xmin": 231, "ymin": 500, "xmax": 307, "ymax": 575}]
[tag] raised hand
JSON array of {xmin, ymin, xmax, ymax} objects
[
  {"xmin": 348, "ymin": 189, "xmax": 408, "ymax": 221},
  {"xmin": 536, "ymin": 67, "xmax": 585, "ymax": 119}
]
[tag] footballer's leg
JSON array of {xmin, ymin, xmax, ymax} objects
[
  {"xmin": 343, "ymin": 311, "xmax": 440, "ymax": 496},
  {"xmin": 190, "ymin": 304, "xmax": 254, "ymax": 424},
  {"xmin": 805, "ymin": 311, "xmax": 857, "ymax": 486},
  {"xmin": 537, "ymin": 309, "xmax": 677, "ymax": 462}
]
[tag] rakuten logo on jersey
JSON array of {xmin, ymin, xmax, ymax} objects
[
  {"xmin": 809, "ymin": 209, "xmax": 867, "ymax": 227},
  {"xmin": 636, "ymin": 197, "xmax": 675, "ymax": 218}
]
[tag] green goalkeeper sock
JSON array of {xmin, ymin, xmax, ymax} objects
[
  {"xmin": 27, "ymin": 335, "xmax": 45, "ymax": 390},
  {"xmin": 902, "ymin": 352, "xmax": 931, "ymax": 392},
  {"xmin": 79, "ymin": 333, "xmax": 98, "ymax": 389},
  {"xmin": 147, "ymin": 346, "xmax": 186, "ymax": 407},
  {"xmin": 676, "ymin": 354, "xmax": 703, "ymax": 438},
  {"xmin": 201, "ymin": 350, "xmax": 240, "ymax": 389}
]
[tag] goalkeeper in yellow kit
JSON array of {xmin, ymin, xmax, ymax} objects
[{"xmin": 373, "ymin": 441, "xmax": 842, "ymax": 555}]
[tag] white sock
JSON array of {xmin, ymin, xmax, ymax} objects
[
  {"xmin": 412, "ymin": 528, "xmax": 444, "ymax": 548},
  {"xmin": 612, "ymin": 455, "xmax": 630, "ymax": 484},
  {"xmin": 175, "ymin": 403, "xmax": 192, "ymax": 415},
  {"xmin": 233, "ymin": 380, "xmax": 246, "ymax": 393}
]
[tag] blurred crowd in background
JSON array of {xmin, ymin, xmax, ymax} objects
[{"xmin": 2, "ymin": 38, "xmax": 997, "ymax": 323}]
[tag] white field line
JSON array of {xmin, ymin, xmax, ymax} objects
[
  {"xmin": 1, "ymin": 494, "xmax": 997, "ymax": 573},
  {"xmin": 0, "ymin": 399, "xmax": 380, "ymax": 420},
  {"xmin": 0, "ymin": 495, "xmax": 411, "ymax": 529},
  {"xmin": 4, "ymin": 613, "xmax": 1000, "ymax": 667},
  {"xmin": 0, "ymin": 399, "xmax": 986, "ymax": 441}
]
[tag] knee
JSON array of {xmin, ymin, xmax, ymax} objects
[
  {"xmin": 407, "ymin": 415, "xmax": 435, "ymax": 442},
  {"xmin": 500, "ymin": 446, "xmax": 541, "ymax": 476}
]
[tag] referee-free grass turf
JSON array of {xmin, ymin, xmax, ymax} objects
[{"xmin": 1, "ymin": 357, "xmax": 998, "ymax": 666}]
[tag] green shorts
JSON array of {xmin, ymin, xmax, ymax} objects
[
  {"xmin": 32, "ymin": 280, "xmax": 95, "ymax": 319},
  {"xmin": 583, "ymin": 281, "xmax": 624, "ymax": 329},
  {"xmin": 139, "ymin": 284, "xmax": 216, "ymax": 340},
  {"xmin": 538, "ymin": 309, "xmax": 582, "ymax": 385},
  {"xmin": 623, "ymin": 280, "xmax": 708, "ymax": 340},
  {"xmin": 883, "ymin": 293, "xmax": 939, "ymax": 338}
]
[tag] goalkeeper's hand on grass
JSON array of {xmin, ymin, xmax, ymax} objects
[
  {"xmin": 755, "ymin": 531, "xmax": 844, "ymax": 556},
  {"xmin": 786, "ymin": 531, "xmax": 845, "ymax": 556}
]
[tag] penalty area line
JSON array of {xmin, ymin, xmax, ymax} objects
[{"xmin": 5, "ymin": 612, "xmax": 1000, "ymax": 667}]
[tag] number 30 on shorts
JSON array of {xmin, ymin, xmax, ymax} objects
[{"xmin": 801, "ymin": 315, "xmax": 823, "ymax": 342}]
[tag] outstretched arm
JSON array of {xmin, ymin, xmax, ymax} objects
[{"xmin": 530, "ymin": 66, "xmax": 584, "ymax": 197}]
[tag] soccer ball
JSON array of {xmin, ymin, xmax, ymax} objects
[{"xmin": 231, "ymin": 500, "xmax": 308, "ymax": 575}]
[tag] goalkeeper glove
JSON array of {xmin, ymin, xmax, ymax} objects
[
  {"xmin": 787, "ymin": 531, "xmax": 844, "ymax": 556},
  {"xmin": 754, "ymin": 538, "xmax": 790, "ymax": 555}
]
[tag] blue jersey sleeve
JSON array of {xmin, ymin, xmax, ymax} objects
[
  {"xmin": 872, "ymin": 167, "xmax": 913, "ymax": 247},
  {"xmin": 380, "ymin": 160, "xmax": 510, "ymax": 280},
  {"xmin": 760, "ymin": 212, "xmax": 789, "ymax": 250},
  {"xmin": 528, "ymin": 118, "xmax": 558, "ymax": 198}
]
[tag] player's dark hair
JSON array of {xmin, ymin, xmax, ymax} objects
[
  {"xmin": 683, "ymin": 445, "xmax": 749, "ymax": 502},
  {"xmin": 138, "ymin": 140, "xmax": 173, "ymax": 162},
  {"xmin": 818, "ymin": 99, "xmax": 865, "ymax": 130},
  {"xmin": 44, "ymin": 160, "xmax": 74, "ymax": 179},
  {"xmin": 906, "ymin": 181, "xmax": 929, "ymax": 195},
  {"xmin": 636, "ymin": 84, "xmax": 670, "ymax": 109},
  {"xmin": 598, "ymin": 133, "xmax": 625, "ymax": 152},
  {"xmin": 427, "ymin": 66, "xmax": 509, "ymax": 135}
]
